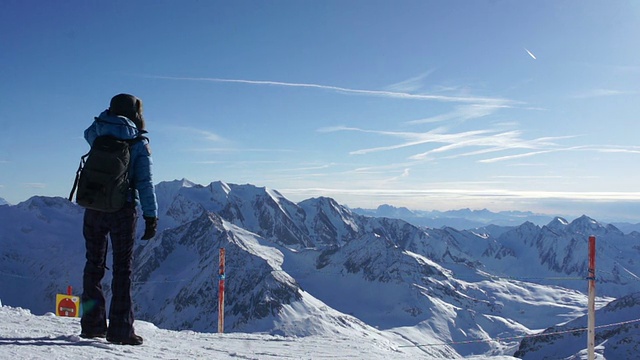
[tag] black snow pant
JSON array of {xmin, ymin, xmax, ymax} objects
[{"xmin": 81, "ymin": 203, "xmax": 137, "ymax": 339}]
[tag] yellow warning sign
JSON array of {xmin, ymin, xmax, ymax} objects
[{"xmin": 55, "ymin": 294, "xmax": 80, "ymax": 317}]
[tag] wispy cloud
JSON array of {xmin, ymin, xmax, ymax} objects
[
  {"xmin": 405, "ymin": 103, "xmax": 512, "ymax": 125},
  {"xmin": 350, "ymin": 128, "xmax": 496, "ymax": 156},
  {"xmin": 479, "ymin": 149, "xmax": 563, "ymax": 163},
  {"xmin": 317, "ymin": 125, "xmax": 363, "ymax": 133},
  {"xmin": 188, "ymin": 147, "xmax": 294, "ymax": 153},
  {"xmin": 269, "ymin": 163, "xmax": 336, "ymax": 173},
  {"xmin": 350, "ymin": 160, "xmax": 419, "ymax": 174},
  {"xmin": 279, "ymin": 187, "xmax": 640, "ymax": 204},
  {"xmin": 478, "ymin": 144, "xmax": 640, "ymax": 163},
  {"xmin": 164, "ymin": 125, "xmax": 299, "ymax": 154},
  {"xmin": 193, "ymin": 161, "xmax": 224, "ymax": 164},
  {"xmin": 321, "ymin": 124, "xmax": 588, "ymax": 164},
  {"xmin": 145, "ymin": 75, "xmax": 512, "ymax": 105},
  {"xmin": 321, "ymin": 126, "xmax": 519, "ymax": 158},
  {"xmin": 594, "ymin": 146, "xmax": 640, "ymax": 154},
  {"xmin": 23, "ymin": 183, "xmax": 46, "ymax": 189},
  {"xmin": 219, "ymin": 160, "xmax": 284, "ymax": 165},
  {"xmin": 380, "ymin": 168, "xmax": 412, "ymax": 184},
  {"xmin": 524, "ymin": 48, "xmax": 537, "ymax": 60},
  {"xmin": 164, "ymin": 125, "xmax": 228, "ymax": 142},
  {"xmin": 571, "ymin": 89, "xmax": 634, "ymax": 99},
  {"xmin": 426, "ymin": 134, "xmax": 579, "ymax": 161},
  {"xmin": 198, "ymin": 130, "xmax": 226, "ymax": 142},
  {"xmin": 492, "ymin": 175, "xmax": 564, "ymax": 179},
  {"xmin": 385, "ymin": 70, "xmax": 436, "ymax": 93},
  {"xmin": 410, "ymin": 130, "xmax": 527, "ymax": 160}
]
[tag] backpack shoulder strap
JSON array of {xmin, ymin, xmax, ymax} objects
[{"xmin": 68, "ymin": 151, "xmax": 90, "ymax": 201}]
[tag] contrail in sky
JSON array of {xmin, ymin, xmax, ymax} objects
[
  {"xmin": 146, "ymin": 75, "xmax": 512, "ymax": 105},
  {"xmin": 525, "ymin": 48, "xmax": 537, "ymax": 60}
]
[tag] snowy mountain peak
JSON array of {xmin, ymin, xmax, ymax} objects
[
  {"xmin": 518, "ymin": 220, "xmax": 540, "ymax": 232},
  {"xmin": 572, "ymin": 214, "xmax": 598, "ymax": 225},
  {"xmin": 298, "ymin": 197, "xmax": 360, "ymax": 246},
  {"xmin": 157, "ymin": 178, "xmax": 197, "ymax": 192},
  {"xmin": 567, "ymin": 215, "xmax": 607, "ymax": 235},
  {"xmin": 265, "ymin": 187, "xmax": 288, "ymax": 206},
  {"xmin": 178, "ymin": 178, "xmax": 196, "ymax": 187},
  {"xmin": 548, "ymin": 216, "xmax": 569, "ymax": 227},
  {"xmin": 208, "ymin": 180, "xmax": 231, "ymax": 195},
  {"xmin": 15, "ymin": 196, "xmax": 81, "ymax": 221},
  {"xmin": 546, "ymin": 217, "xmax": 569, "ymax": 233},
  {"xmin": 0, "ymin": 197, "xmax": 8, "ymax": 206},
  {"xmin": 300, "ymin": 196, "xmax": 350, "ymax": 215},
  {"xmin": 17, "ymin": 195, "xmax": 70, "ymax": 209},
  {"xmin": 375, "ymin": 204, "xmax": 415, "ymax": 218}
]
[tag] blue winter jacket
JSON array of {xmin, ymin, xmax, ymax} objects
[{"xmin": 84, "ymin": 110, "xmax": 158, "ymax": 218}]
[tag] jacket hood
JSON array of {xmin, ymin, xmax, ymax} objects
[{"xmin": 94, "ymin": 110, "xmax": 143, "ymax": 139}]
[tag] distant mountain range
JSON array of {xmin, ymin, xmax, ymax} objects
[
  {"xmin": 352, "ymin": 204, "xmax": 557, "ymax": 228},
  {"xmin": 0, "ymin": 197, "xmax": 8, "ymax": 206},
  {"xmin": 352, "ymin": 204, "xmax": 640, "ymax": 233},
  {"xmin": 2, "ymin": 179, "xmax": 640, "ymax": 358}
]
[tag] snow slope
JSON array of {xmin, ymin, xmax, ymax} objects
[{"xmin": 3, "ymin": 304, "xmax": 487, "ymax": 360}]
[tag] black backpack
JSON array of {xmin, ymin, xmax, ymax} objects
[{"xmin": 69, "ymin": 135, "xmax": 144, "ymax": 212}]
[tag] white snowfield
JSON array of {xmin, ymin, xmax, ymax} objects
[{"xmin": 0, "ymin": 304, "xmax": 519, "ymax": 360}]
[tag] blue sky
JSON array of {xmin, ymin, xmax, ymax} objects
[{"xmin": 1, "ymin": 1, "xmax": 640, "ymax": 221}]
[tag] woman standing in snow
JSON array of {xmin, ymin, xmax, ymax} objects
[{"xmin": 80, "ymin": 94, "xmax": 158, "ymax": 345}]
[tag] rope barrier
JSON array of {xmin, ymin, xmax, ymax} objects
[
  {"xmin": 479, "ymin": 275, "xmax": 586, "ymax": 282},
  {"xmin": 399, "ymin": 317, "xmax": 640, "ymax": 348},
  {"xmin": 596, "ymin": 270, "xmax": 640, "ymax": 283},
  {"xmin": 273, "ymin": 268, "xmax": 589, "ymax": 283},
  {"xmin": 0, "ymin": 271, "xmax": 38, "ymax": 280},
  {"xmin": 592, "ymin": 251, "xmax": 640, "ymax": 282},
  {"xmin": 0, "ymin": 268, "xmax": 624, "ymax": 285}
]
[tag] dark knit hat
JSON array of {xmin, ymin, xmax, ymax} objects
[{"xmin": 109, "ymin": 93, "xmax": 145, "ymax": 129}]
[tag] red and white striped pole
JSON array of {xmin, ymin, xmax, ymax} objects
[
  {"xmin": 587, "ymin": 235, "xmax": 596, "ymax": 360},
  {"xmin": 218, "ymin": 248, "xmax": 226, "ymax": 333}
]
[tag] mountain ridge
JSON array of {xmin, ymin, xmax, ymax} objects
[{"xmin": 352, "ymin": 204, "xmax": 558, "ymax": 229}]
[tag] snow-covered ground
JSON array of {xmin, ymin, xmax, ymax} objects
[{"xmin": 0, "ymin": 304, "xmax": 518, "ymax": 360}]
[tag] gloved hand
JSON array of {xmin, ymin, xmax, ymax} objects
[{"xmin": 141, "ymin": 216, "xmax": 158, "ymax": 240}]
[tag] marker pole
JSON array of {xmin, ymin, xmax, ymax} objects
[
  {"xmin": 587, "ymin": 235, "xmax": 596, "ymax": 360},
  {"xmin": 218, "ymin": 248, "xmax": 226, "ymax": 333}
]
